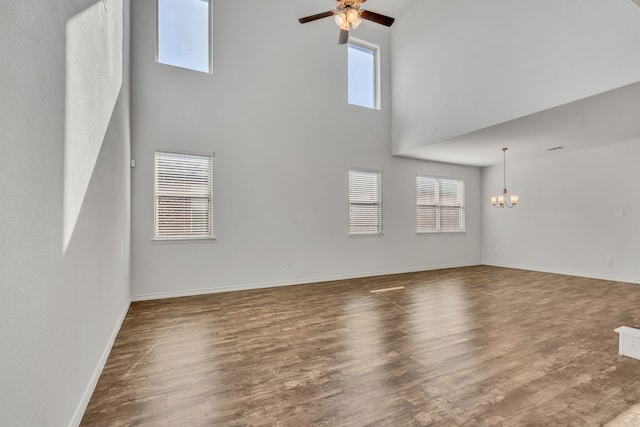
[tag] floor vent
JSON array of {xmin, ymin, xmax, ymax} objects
[{"xmin": 370, "ymin": 286, "xmax": 405, "ymax": 293}]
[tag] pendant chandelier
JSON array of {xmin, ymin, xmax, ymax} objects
[{"xmin": 490, "ymin": 147, "xmax": 519, "ymax": 208}]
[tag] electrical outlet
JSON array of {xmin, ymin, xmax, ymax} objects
[
  {"xmin": 286, "ymin": 263, "xmax": 293, "ymax": 270},
  {"xmin": 614, "ymin": 209, "xmax": 625, "ymax": 217},
  {"xmin": 606, "ymin": 257, "xmax": 614, "ymax": 265}
]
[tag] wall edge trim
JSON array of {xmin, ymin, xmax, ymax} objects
[
  {"xmin": 482, "ymin": 262, "xmax": 640, "ymax": 285},
  {"xmin": 131, "ymin": 262, "xmax": 481, "ymax": 301},
  {"xmin": 69, "ymin": 299, "xmax": 131, "ymax": 427}
]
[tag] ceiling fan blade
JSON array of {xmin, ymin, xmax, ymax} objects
[
  {"xmin": 299, "ymin": 11, "xmax": 334, "ymax": 24},
  {"xmin": 360, "ymin": 10, "xmax": 395, "ymax": 27},
  {"xmin": 338, "ymin": 29, "xmax": 349, "ymax": 45}
]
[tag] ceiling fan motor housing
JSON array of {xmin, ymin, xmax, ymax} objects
[{"xmin": 337, "ymin": 0, "xmax": 366, "ymax": 10}]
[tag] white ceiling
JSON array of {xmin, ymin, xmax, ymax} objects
[
  {"xmin": 362, "ymin": 0, "xmax": 414, "ymax": 19},
  {"xmin": 396, "ymin": 81, "xmax": 640, "ymax": 167},
  {"xmin": 390, "ymin": 0, "xmax": 640, "ymax": 167},
  {"xmin": 297, "ymin": 1, "xmax": 640, "ymax": 167}
]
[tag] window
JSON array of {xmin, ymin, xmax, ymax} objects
[
  {"xmin": 157, "ymin": 0, "xmax": 211, "ymax": 73},
  {"xmin": 349, "ymin": 169, "xmax": 382, "ymax": 235},
  {"xmin": 348, "ymin": 39, "xmax": 379, "ymax": 109},
  {"xmin": 416, "ymin": 175, "xmax": 465, "ymax": 233},
  {"xmin": 154, "ymin": 151, "xmax": 214, "ymax": 239}
]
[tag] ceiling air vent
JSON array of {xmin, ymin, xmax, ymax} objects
[{"xmin": 546, "ymin": 146, "xmax": 566, "ymax": 152}]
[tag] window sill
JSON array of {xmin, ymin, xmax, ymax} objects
[
  {"xmin": 349, "ymin": 233, "xmax": 384, "ymax": 238},
  {"xmin": 152, "ymin": 237, "xmax": 216, "ymax": 244},
  {"xmin": 348, "ymin": 103, "xmax": 381, "ymax": 111},
  {"xmin": 417, "ymin": 231, "xmax": 466, "ymax": 235}
]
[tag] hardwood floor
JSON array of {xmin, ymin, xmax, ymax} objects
[{"xmin": 81, "ymin": 266, "xmax": 640, "ymax": 426}]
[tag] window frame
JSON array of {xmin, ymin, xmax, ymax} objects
[
  {"xmin": 348, "ymin": 168, "xmax": 383, "ymax": 236},
  {"xmin": 416, "ymin": 174, "xmax": 466, "ymax": 234},
  {"xmin": 153, "ymin": 150, "xmax": 215, "ymax": 242},
  {"xmin": 347, "ymin": 37, "xmax": 381, "ymax": 110},
  {"xmin": 156, "ymin": 0, "xmax": 213, "ymax": 73}
]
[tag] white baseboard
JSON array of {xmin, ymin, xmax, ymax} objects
[
  {"xmin": 69, "ymin": 300, "xmax": 131, "ymax": 427},
  {"xmin": 131, "ymin": 262, "xmax": 480, "ymax": 301},
  {"xmin": 482, "ymin": 261, "xmax": 640, "ymax": 285}
]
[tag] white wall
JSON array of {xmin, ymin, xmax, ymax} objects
[
  {"xmin": 130, "ymin": 0, "xmax": 482, "ymax": 300},
  {"xmin": 0, "ymin": 1, "xmax": 131, "ymax": 426},
  {"xmin": 391, "ymin": 0, "xmax": 640, "ymax": 154},
  {"xmin": 482, "ymin": 139, "xmax": 640, "ymax": 283}
]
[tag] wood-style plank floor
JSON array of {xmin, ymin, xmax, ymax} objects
[{"xmin": 81, "ymin": 266, "xmax": 640, "ymax": 426}]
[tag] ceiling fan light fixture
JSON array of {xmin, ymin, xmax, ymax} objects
[{"xmin": 298, "ymin": 0, "xmax": 395, "ymax": 45}]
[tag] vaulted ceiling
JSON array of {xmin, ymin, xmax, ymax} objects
[
  {"xmin": 295, "ymin": 1, "xmax": 640, "ymax": 167},
  {"xmin": 390, "ymin": 0, "xmax": 640, "ymax": 166}
]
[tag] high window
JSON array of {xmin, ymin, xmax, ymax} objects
[
  {"xmin": 349, "ymin": 169, "xmax": 382, "ymax": 235},
  {"xmin": 157, "ymin": 0, "xmax": 211, "ymax": 73},
  {"xmin": 154, "ymin": 151, "xmax": 214, "ymax": 239},
  {"xmin": 348, "ymin": 39, "xmax": 379, "ymax": 109},
  {"xmin": 416, "ymin": 175, "xmax": 465, "ymax": 233}
]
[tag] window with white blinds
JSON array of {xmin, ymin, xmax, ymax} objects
[
  {"xmin": 416, "ymin": 175, "xmax": 465, "ymax": 233},
  {"xmin": 154, "ymin": 151, "xmax": 213, "ymax": 239},
  {"xmin": 349, "ymin": 169, "xmax": 382, "ymax": 235}
]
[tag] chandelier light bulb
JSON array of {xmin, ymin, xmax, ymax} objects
[{"xmin": 334, "ymin": 12, "xmax": 346, "ymax": 27}]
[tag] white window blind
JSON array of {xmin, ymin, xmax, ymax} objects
[
  {"xmin": 154, "ymin": 151, "xmax": 213, "ymax": 239},
  {"xmin": 349, "ymin": 169, "xmax": 382, "ymax": 235},
  {"xmin": 417, "ymin": 175, "xmax": 465, "ymax": 233}
]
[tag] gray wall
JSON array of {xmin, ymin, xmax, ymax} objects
[
  {"xmin": 0, "ymin": 1, "xmax": 131, "ymax": 425},
  {"xmin": 483, "ymin": 139, "xmax": 640, "ymax": 283},
  {"xmin": 130, "ymin": 0, "xmax": 482, "ymax": 300}
]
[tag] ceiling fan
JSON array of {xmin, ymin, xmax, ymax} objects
[{"xmin": 298, "ymin": 0, "xmax": 395, "ymax": 45}]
